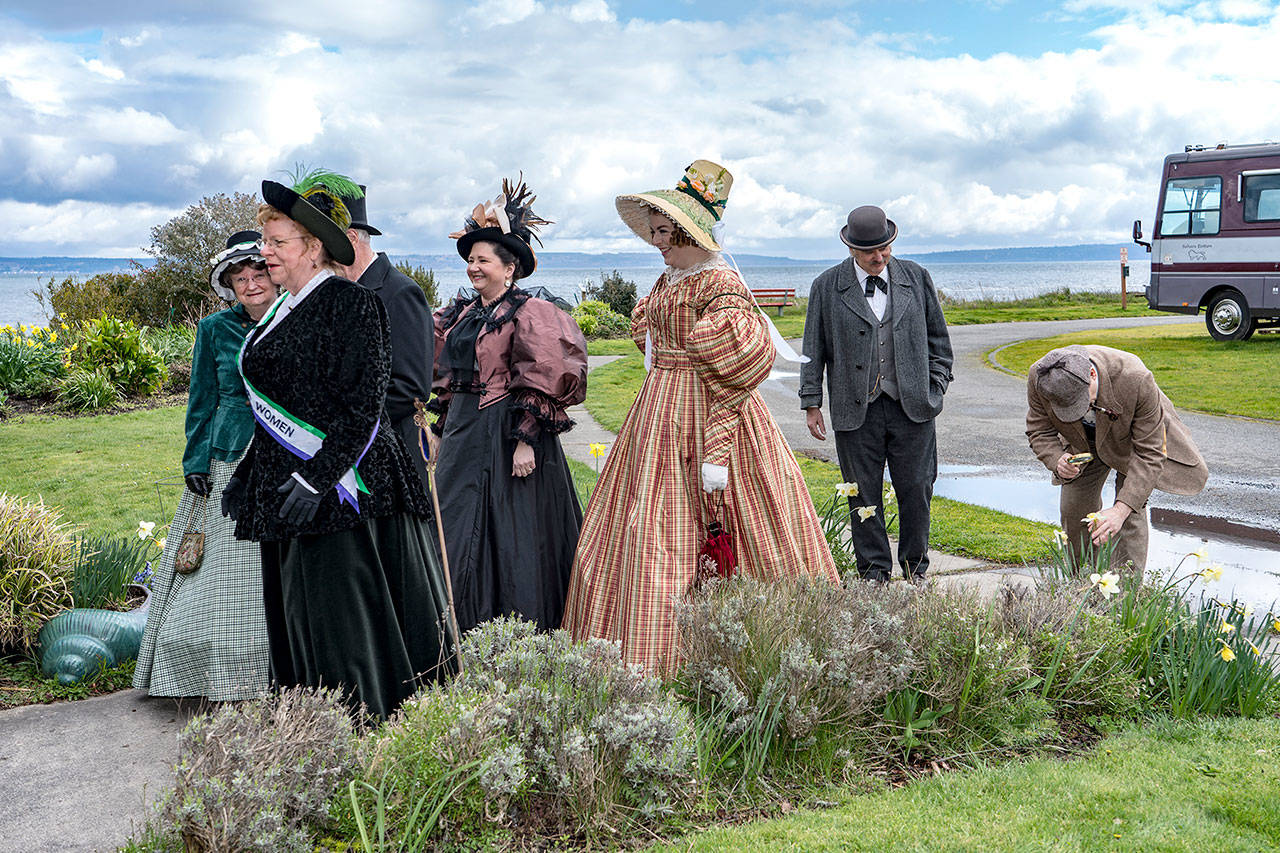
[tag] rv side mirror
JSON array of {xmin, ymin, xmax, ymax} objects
[{"xmin": 1132, "ymin": 219, "xmax": 1143, "ymax": 241}]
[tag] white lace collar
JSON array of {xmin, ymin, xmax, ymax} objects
[{"xmin": 663, "ymin": 253, "xmax": 730, "ymax": 286}]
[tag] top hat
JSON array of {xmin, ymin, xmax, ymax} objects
[
  {"xmin": 1033, "ymin": 347, "xmax": 1094, "ymax": 422},
  {"xmin": 450, "ymin": 176, "xmax": 549, "ymax": 279},
  {"xmin": 616, "ymin": 160, "xmax": 733, "ymax": 253},
  {"xmin": 840, "ymin": 205, "xmax": 898, "ymax": 250},
  {"xmin": 209, "ymin": 230, "xmax": 264, "ymax": 301},
  {"xmin": 339, "ymin": 184, "xmax": 382, "ymax": 236},
  {"xmin": 261, "ymin": 167, "xmax": 362, "ymax": 266}
]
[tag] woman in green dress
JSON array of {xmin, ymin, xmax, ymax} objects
[{"xmin": 133, "ymin": 231, "xmax": 275, "ymax": 701}]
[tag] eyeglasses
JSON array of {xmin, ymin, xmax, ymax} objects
[
  {"xmin": 230, "ymin": 271, "xmax": 270, "ymax": 286},
  {"xmin": 255, "ymin": 236, "xmax": 307, "ymax": 251}
]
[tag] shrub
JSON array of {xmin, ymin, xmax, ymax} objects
[
  {"xmin": 70, "ymin": 533, "xmax": 155, "ymax": 610},
  {"xmin": 583, "ymin": 270, "xmax": 637, "ymax": 318},
  {"xmin": 675, "ymin": 578, "xmax": 915, "ymax": 783},
  {"xmin": 142, "ymin": 325, "xmax": 196, "ymax": 364},
  {"xmin": 35, "ymin": 271, "xmax": 142, "ymax": 327},
  {"xmin": 0, "ymin": 323, "xmax": 68, "ymax": 398},
  {"xmin": 570, "ymin": 299, "xmax": 630, "ymax": 339},
  {"xmin": 76, "ymin": 315, "xmax": 167, "ymax": 397},
  {"xmin": 395, "ymin": 262, "xmax": 439, "ymax": 308},
  {"xmin": 0, "ymin": 494, "xmax": 75, "ymax": 652},
  {"xmin": 0, "ymin": 389, "xmax": 9, "ymax": 419},
  {"xmin": 144, "ymin": 686, "xmax": 358, "ymax": 853},
  {"xmin": 57, "ymin": 368, "xmax": 122, "ymax": 412},
  {"xmin": 342, "ymin": 618, "xmax": 697, "ymax": 846}
]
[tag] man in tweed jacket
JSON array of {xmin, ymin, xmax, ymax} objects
[{"xmin": 799, "ymin": 206, "xmax": 953, "ymax": 582}]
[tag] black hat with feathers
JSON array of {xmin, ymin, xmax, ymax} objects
[
  {"xmin": 450, "ymin": 176, "xmax": 550, "ymax": 278},
  {"xmin": 261, "ymin": 166, "xmax": 362, "ymax": 266}
]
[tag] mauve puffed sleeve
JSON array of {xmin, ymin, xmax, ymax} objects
[
  {"xmin": 427, "ymin": 300, "xmax": 464, "ymax": 435},
  {"xmin": 508, "ymin": 298, "xmax": 588, "ymax": 444},
  {"xmin": 685, "ymin": 269, "xmax": 774, "ymax": 469}
]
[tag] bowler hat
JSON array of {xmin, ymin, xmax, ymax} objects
[
  {"xmin": 339, "ymin": 184, "xmax": 382, "ymax": 236},
  {"xmin": 1033, "ymin": 347, "xmax": 1094, "ymax": 422},
  {"xmin": 840, "ymin": 205, "xmax": 898, "ymax": 250}
]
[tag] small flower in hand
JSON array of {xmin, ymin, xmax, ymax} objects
[{"xmin": 1081, "ymin": 512, "xmax": 1102, "ymax": 526}]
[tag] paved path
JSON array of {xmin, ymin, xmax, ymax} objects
[{"xmin": 758, "ymin": 316, "xmax": 1280, "ymax": 532}]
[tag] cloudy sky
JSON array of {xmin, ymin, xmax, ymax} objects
[{"xmin": 2, "ymin": 0, "xmax": 1279, "ymax": 259}]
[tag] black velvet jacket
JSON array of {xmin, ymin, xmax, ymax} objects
[{"xmin": 232, "ymin": 275, "xmax": 431, "ymax": 542}]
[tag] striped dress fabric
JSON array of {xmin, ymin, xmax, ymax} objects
[
  {"xmin": 562, "ymin": 257, "xmax": 838, "ymax": 674},
  {"xmin": 133, "ymin": 454, "xmax": 270, "ymax": 701}
]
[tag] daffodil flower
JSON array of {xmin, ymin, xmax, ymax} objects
[
  {"xmin": 1246, "ymin": 638, "xmax": 1262, "ymax": 657},
  {"xmin": 1272, "ymin": 617, "xmax": 1280, "ymax": 635},
  {"xmin": 1191, "ymin": 546, "xmax": 1209, "ymax": 565},
  {"xmin": 1235, "ymin": 602, "xmax": 1255, "ymax": 620},
  {"xmin": 137, "ymin": 520, "xmax": 156, "ymax": 539},
  {"xmin": 1081, "ymin": 511, "xmax": 1102, "ymax": 526},
  {"xmin": 588, "ymin": 443, "xmax": 607, "ymax": 458},
  {"xmin": 1220, "ymin": 619, "xmax": 1235, "ymax": 635},
  {"xmin": 857, "ymin": 506, "xmax": 877, "ymax": 522},
  {"xmin": 1199, "ymin": 563, "xmax": 1224, "ymax": 583},
  {"xmin": 835, "ymin": 482, "xmax": 859, "ymax": 497},
  {"xmin": 60, "ymin": 322, "xmax": 69, "ymax": 331},
  {"xmin": 1089, "ymin": 571, "xmax": 1121, "ymax": 599},
  {"xmin": 156, "ymin": 537, "xmax": 166, "ymax": 551},
  {"xmin": 1053, "ymin": 529, "xmax": 1068, "ymax": 546},
  {"xmin": 1218, "ymin": 640, "xmax": 1236, "ymax": 662}
]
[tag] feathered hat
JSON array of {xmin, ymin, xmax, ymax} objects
[
  {"xmin": 261, "ymin": 167, "xmax": 363, "ymax": 266},
  {"xmin": 450, "ymin": 176, "xmax": 550, "ymax": 278},
  {"xmin": 616, "ymin": 160, "xmax": 733, "ymax": 253},
  {"xmin": 209, "ymin": 230, "xmax": 264, "ymax": 301}
]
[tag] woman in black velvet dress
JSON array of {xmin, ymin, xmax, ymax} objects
[
  {"xmin": 430, "ymin": 178, "xmax": 587, "ymax": 635},
  {"xmin": 221, "ymin": 169, "xmax": 451, "ymax": 720}
]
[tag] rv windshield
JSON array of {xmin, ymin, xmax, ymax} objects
[{"xmin": 1160, "ymin": 176, "xmax": 1221, "ymax": 236}]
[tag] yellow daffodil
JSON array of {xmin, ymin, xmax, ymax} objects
[
  {"xmin": 25, "ymin": 339, "xmax": 34, "ymax": 347},
  {"xmin": 60, "ymin": 322, "xmax": 69, "ymax": 331},
  {"xmin": 835, "ymin": 482, "xmax": 859, "ymax": 497},
  {"xmin": 1220, "ymin": 620, "xmax": 1235, "ymax": 635},
  {"xmin": 1199, "ymin": 563, "xmax": 1224, "ymax": 583},
  {"xmin": 155, "ymin": 537, "xmax": 166, "ymax": 551},
  {"xmin": 588, "ymin": 443, "xmax": 607, "ymax": 458},
  {"xmin": 137, "ymin": 520, "xmax": 156, "ymax": 539},
  {"xmin": 1089, "ymin": 571, "xmax": 1121, "ymax": 599},
  {"xmin": 1081, "ymin": 511, "xmax": 1102, "ymax": 526},
  {"xmin": 857, "ymin": 506, "xmax": 877, "ymax": 522},
  {"xmin": 1246, "ymin": 639, "xmax": 1262, "ymax": 657},
  {"xmin": 48, "ymin": 331, "xmax": 56, "ymax": 343},
  {"xmin": 1272, "ymin": 617, "xmax": 1280, "ymax": 635},
  {"xmin": 1218, "ymin": 640, "xmax": 1236, "ymax": 662}
]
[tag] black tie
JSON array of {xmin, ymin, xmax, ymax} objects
[{"xmin": 864, "ymin": 274, "xmax": 886, "ymax": 297}]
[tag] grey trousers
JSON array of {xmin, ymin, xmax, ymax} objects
[
  {"xmin": 834, "ymin": 396, "xmax": 937, "ymax": 581},
  {"xmin": 1060, "ymin": 458, "xmax": 1149, "ymax": 573}
]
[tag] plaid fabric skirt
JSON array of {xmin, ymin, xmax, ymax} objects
[{"xmin": 133, "ymin": 453, "xmax": 270, "ymax": 701}]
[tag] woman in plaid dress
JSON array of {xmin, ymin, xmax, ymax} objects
[
  {"xmin": 562, "ymin": 161, "xmax": 838, "ymax": 674},
  {"xmin": 133, "ymin": 232, "xmax": 273, "ymax": 701}
]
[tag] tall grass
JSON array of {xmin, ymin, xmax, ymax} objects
[{"xmin": 69, "ymin": 533, "xmax": 154, "ymax": 609}]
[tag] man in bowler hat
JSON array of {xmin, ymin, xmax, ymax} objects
[
  {"xmin": 799, "ymin": 206, "xmax": 953, "ymax": 582},
  {"xmin": 337, "ymin": 186, "xmax": 434, "ymax": 491},
  {"xmin": 1026, "ymin": 345, "xmax": 1207, "ymax": 571}
]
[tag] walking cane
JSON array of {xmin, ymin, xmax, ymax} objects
[{"xmin": 416, "ymin": 400, "xmax": 463, "ymax": 672}]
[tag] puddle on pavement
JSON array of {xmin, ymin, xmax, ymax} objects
[{"xmin": 932, "ymin": 465, "xmax": 1280, "ymax": 611}]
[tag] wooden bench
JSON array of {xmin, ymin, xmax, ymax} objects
[{"xmin": 750, "ymin": 287, "xmax": 797, "ymax": 316}]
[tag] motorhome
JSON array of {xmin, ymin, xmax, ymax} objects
[{"xmin": 1133, "ymin": 142, "xmax": 1280, "ymax": 340}]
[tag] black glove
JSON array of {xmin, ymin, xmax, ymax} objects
[
  {"xmin": 277, "ymin": 478, "xmax": 323, "ymax": 526},
  {"xmin": 184, "ymin": 472, "xmax": 211, "ymax": 497},
  {"xmin": 220, "ymin": 476, "xmax": 245, "ymax": 520}
]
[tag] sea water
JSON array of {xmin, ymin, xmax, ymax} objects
[{"xmin": 1, "ymin": 259, "xmax": 1150, "ymax": 327}]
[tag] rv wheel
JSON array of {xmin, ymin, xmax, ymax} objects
[{"xmin": 1206, "ymin": 290, "xmax": 1256, "ymax": 341}]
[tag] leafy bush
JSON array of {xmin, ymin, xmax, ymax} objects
[
  {"xmin": 0, "ymin": 494, "xmax": 75, "ymax": 652},
  {"xmin": 570, "ymin": 299, "xmax": 630, "ymax": 339},
  {"xmin": 0, "ymin": 389, "xmax": 9, "ymax": 419},
  {"xmin": 35, "ymin": 271, "xmax": 143, "ymax": 327},
  {"xmin": 76, "ymin": 316, "xmax": 167, "ymax": 397},
  {"xmin": 57, "ymin": 368, "xmax": 122, "ymax": 412},
  {"xmin": 0, "ymin": 323, "xmax": 68, "ymax": 398},
  {"xmin": 142, "ymin": 325, "xmax": 196, "ymax": 364},
  {"xmin": 70, "ymin": 533, "xmax": 154, "ymax": 609},
  {"xmin": 341, "ymin": 618, "xmax": 697, "ymax": 847},
  {"xmin": 675, "ymin": 578, "xmax": 915, "ymax": 783},
  {"xmin": 395, "ymin": 262, "xmax": 439, "ymax": 308},
  {"xmin": 141, "ymin": 686, "xmax": 359, "ymax": 853},
  {"xmin": 583, "ymin": 269, "xmax": 637, "ymax": 318}
]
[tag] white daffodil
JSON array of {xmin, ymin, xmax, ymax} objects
[
  {"xmin": 857, "ymin": 506, "xmax": 877, "ymax": 522},
  {"xmin": 1090, "ymin": 571, "xmax": 1121, "ymax": 599},
  {"xmin": 137, "ymin": 520, "xmax": 156, "ymax": 539},
  {"xmin": 835, "ymin": 482, "xmax": 859, "ymax": 497}
]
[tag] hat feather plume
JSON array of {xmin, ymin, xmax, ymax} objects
[
  {"xmin": 448, "ymin": 173, "xmax": 551, "ymax": 246},
  {"xmin": 287, "ymin": 165, "xmax": 363, "ymax": 200}
]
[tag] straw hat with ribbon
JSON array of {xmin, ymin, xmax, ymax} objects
[
  {"xmin": 260, "ymin": 167, "xmax": 363, "ymax": 266},
  {"xmin": 209, "ymin": 230, "xmax": 264, "ymax": 301},
  {"xmin": 616, "ymin": 159, "xmax": 733, "ymax": 253},
  {"xmin": 450, "ymin": 176, "xmax": 550, "ymax": 279}
]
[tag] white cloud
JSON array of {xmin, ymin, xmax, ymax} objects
[{"xmin": 565, "ymin": 0, "xmax": 615, "ymax": 23}]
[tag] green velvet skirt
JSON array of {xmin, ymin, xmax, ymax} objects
[{"xmin": 260, "ymin": 512, "xmax": 453, "ymax": 720}]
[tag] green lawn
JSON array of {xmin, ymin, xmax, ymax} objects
[
  {"xmin": 991, "ymin": 323, "xmax": 1280, "ymax": 421},
  {"xmin": 654, "ymin": 716, "xmax": 1280, "ymax": 851},
  {"xmin": 584, "ymin": 355, "xmax": 1056, "ymax": 565}
]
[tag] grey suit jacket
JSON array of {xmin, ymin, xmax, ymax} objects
[{"xmin": 799, "ymin": 256, "xmax": 953, "ymax": 430}]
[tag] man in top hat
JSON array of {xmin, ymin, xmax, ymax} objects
[
  {"xmin": 1026, "ymin": 345, "xmax": 1208, "ymax": 572},
  {"xmin": 799, "ymin": 206, "xmax": 954, "ymax": 582},
  {"xmin": 336, "ymin": 185, "xmax": 434, "ymax": 490}
]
